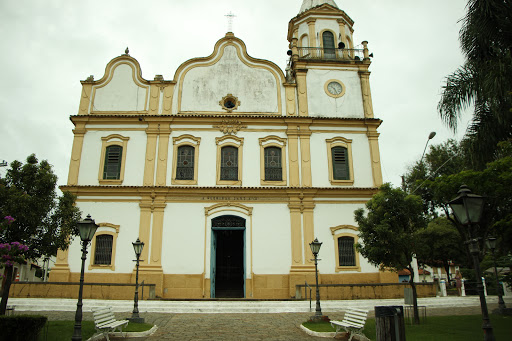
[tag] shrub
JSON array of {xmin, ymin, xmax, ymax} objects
[{"xmin": 0, "ymin": 315, "xmax": 47, "ymax": 341}]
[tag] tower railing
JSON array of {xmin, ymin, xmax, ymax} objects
[{"xmin": 297, "ymin": 47, "xmax": 364, "ymax": 61}]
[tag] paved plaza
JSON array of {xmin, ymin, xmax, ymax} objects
[{"xmin": 9, "ymin": 296, "xmax": 511, "ymax": 340}]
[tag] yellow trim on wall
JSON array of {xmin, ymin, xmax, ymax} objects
[
  {"xmin": 88, "ymin": 223, "xmax": 120, "ymax": 271},
  {"xmin": 98, "ymin": 134, "xmax": 130, "ymax": 185},
  {"xmin": 325, "ymin": 136, "xmax": 354, "ymax": 186},
  {"xmin": 215, "ymin": 135, "xmax": 244, "ymax": 186},
  {"xmin": 171, "ymin": 134, "xmax": 202, "ymax": 185},
  {"xmin": 259, "ymin": 136, "xmax": 287, "ymax": 186},
  {"xmin": 331, "ymin": 226, "xmax": 361, "ymax": 272}
]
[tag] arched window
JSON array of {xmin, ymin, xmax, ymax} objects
[
  {"xmin": 94, "ymin": 234, "xmax": 113, "ymax": 265},
  {"xmin": 322, "ymin": 31, "xmax": 336, "ymax": 59},
  {"xmin": 103, "ymin": 145, "xmax": 122, "ymax": 180},
  {"xmin": 264, "ymin": 147, "xmax": 282, "ymax": 181},
  {"xmin": 220, "ymin": 146, "xmax": 238, "ymax": 181},
  {"xmin": 338, "ymin": 236, "xmax": 356, "ymax": 266},
  {"xmin": 176, "ymin": 145, "xmax": 195, "ymax": 180},
  {"xmin": 332, "ymin": 146, "xmax": 350, "ymax": 180}
]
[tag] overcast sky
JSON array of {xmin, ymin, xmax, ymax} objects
[{"xmin": 0, "ymin": 0, "xmax": 472, "ymax": 188}]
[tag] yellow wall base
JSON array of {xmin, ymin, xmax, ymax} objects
[{"xmin": 13, "ymin": 271, "xmax": 436, "ymax": 300}]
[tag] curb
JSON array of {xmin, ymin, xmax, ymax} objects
[
  {"xmin": 299, "ymin": 324, "xmax": 337, "ymax": 338},
  {"xmin": 87, "ymin": 325, "xmax": 158, "ymax": 340}
]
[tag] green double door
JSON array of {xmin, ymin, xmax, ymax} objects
[{"xmin": 211, "ymin": 215, "xmax": 245, "ymax": 298}]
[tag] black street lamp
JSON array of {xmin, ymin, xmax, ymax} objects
[
  {"xmin": 72, "ymin": 215, "xmax": 98, "ymax": 341},
  {"xmin": 309, "ymin": 238, "xmax": 326, "ymax": 322},
  {"xmin": 448, "ymin": 185, "xmax": 495, "ymax": 341},
  {"xmin": 129, "ymin": 238, "xmax": 145, "ymax": 323},
  {"xmin": 486, "ymin": 237, "xmax": 507, "ymax": 313}
]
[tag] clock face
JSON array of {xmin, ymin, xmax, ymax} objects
[{"xmin": 327, "ymin": 81, "xmax": 343, "ymax": 95}]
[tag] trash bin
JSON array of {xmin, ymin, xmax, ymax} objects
[{"xmin": 375, "ymin": 306, "xmax": 406, "ymax": 341}]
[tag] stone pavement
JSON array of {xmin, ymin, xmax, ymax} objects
[{"xmin": 12, "ymin": 296, "xmax": 511, "ymax": 340}]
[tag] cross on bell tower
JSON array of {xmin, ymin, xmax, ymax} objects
[{"xmin": 225, "ymin": 11, "xmax": 236, "ymax": 33}]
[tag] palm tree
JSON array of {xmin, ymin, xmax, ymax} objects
[{"xmin": 438, "ymin": 0, "xmax": 512, "ymax": 169}]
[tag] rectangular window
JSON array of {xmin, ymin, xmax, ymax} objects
[
  {"xmin": 94, "ymin": 235, "xmax": 113, "ymax": 265},
  {"xmin": 338, "ymin": 236, "xmax": 356, "ymax": 266},
  {"xmin": 332, "ymin": 146, "xmax": 349, "ymax": 180},
  {"xmin": 220, "ymin": 146, "xmax": 238, "ymax": 181},
  {"xmin": 176, "ymin": 145, "xmax": 195, "ymax": 180},
  {"xmin": 103, "ymin": 145, "xmax": 122, "ymax": 180},
  {"xmin": 264, "ymin": 147, "xmax": 282, "ymax": 181}
]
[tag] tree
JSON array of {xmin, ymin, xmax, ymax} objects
[
  {"xmin": 0, "ymin": 154, "xmax": 81, "ymax": 315},
  {"xmin": 415, "ymin": 217, "xmax": 467, "ymax": 280},
  {"xmin": 438, "ymin": 0, "xmax": 512, "ymax": 169},
  {"xmin": 354, "ymin": 183, "xmax": 427, "ymax": 324}
]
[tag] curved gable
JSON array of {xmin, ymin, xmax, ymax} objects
[
  {"xmin": 89, "ymin": 55, "xmax": 149, "ymax": 113},
  {"xmin": 173, "ymin": 34, "xmax": 286, "ymax": 115}
]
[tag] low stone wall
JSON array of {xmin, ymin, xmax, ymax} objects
[
  {"xmin": 295, "ymin": 282, "xmax": 437, "ymax": 300},
  {"xmin": 9, "ymin": 282, "xmax": 156, "ymax": 300}
]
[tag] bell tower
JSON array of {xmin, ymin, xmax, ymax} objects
[{"xmin": 287, "ymin": 0, "xmax": 374, "ymax": 119}]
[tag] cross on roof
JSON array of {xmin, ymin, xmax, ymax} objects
[{"xmin": 225, "ymin": 11, "xmax": 236, "ymax": 32}]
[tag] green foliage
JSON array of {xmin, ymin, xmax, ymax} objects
[
  {"xmin": 0, "ymin": 315, "xmax": 47, "ymax": 341},
  {"xmin": 405, "ymin": 139, "xmax": 512, "ymax": 250},
  {"xmin": 438, "ymin": 0, "xmax": 512, "ymax": 168},
  {"xmin": 0, "ymin": 154, "xmax": 81, "ymax": 260},
  {"xmin": 354, "ymin": 183, "xmax": 427, "ymax": 272},
  {"xmin": 305, "ymin": 315, "xmax": 511, "ymax": 340},
  {"xmin": 415, "ymin": 217, "xmax": 467, "ymax": 274},
  {"xmin": 36, "ymin": 320, "xmax": 154, "ymax": 340}
]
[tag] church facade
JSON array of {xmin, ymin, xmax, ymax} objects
[{"xmin": 51, "ymin": 0, "xmax": 397, "ymax": 299}]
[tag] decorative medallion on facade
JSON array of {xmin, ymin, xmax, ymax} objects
[
  {"xmin": 213, "ymin": 120, "xmax": 247, "ymax": 135},
  {"xmin": 219, "ymin": 94, "xmax": 241, "ymax": 112}
]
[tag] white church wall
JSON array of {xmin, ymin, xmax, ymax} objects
[
  {"xmin": 78, "ymin": 130, "xmax": 146, "ymax": 186},
  {"xmin": 179, "ymin": 45, "xmax": 280, "ymax": 114},
  {"xmin": 161, "ymin": 203, "xmax": 206, "ymax": 274},
  {"xmin": 92, "ymin": 63, "xmax": 148, "ymax": 112},
  {"xmin": 306, "ymin": 69, "xmax": 364, "ymax": 118},
  {"xmin": 313, "ymin": 203, "xmax": 379, "ymax": 274},
  {"xmin": 251, "ymin": 204, "xmax": 291, "ymax": 274},
  {"xmin": 68, "ymin": 202, "xmax": 141, "ymax": 274},
  {"xmin": 309, "ymin": 132, "xmax": 373, "ymax": 187}
]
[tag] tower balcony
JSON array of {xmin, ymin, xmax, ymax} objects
[{"xmin": 297, "ymin": 47, "xmax": 365, "ymax": 62}]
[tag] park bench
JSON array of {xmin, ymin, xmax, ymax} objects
[
  {"xmin": 92, "ymin": 306, "xmax": 129, "ymax": 341},
  {"xmin": 330, "ymin": 308, "xmax": 368, "ymax": 341}
]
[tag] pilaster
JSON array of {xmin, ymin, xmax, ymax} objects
[
  {"xmin": 143, "ymin": 123, "xmax": 159, "ymax": 186},
  {"xmin": 359, "ymin": 70, "xmax": 374, "ymax": 118},
  {"xmin": 156, "ymin": 126, "xmax": 171, "ymax": 186},
  {"xmin": 295, "ymin": 68, "xmax": 309, "ymax": 117},
  {"xmin": 67, "ymin": 122, "xmax": 86, "ymax": 186},
  {"xmin": 367, "ymin": 128, "xmax": 383, "ymax": 187}
]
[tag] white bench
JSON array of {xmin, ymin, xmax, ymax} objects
[
  {"xmin": 92, "ymin": 306, "xmax": 129, "ymax": 341},
  {"xmin": 330, "ymin": 308, "xmax": 368, "ymax": 341}
]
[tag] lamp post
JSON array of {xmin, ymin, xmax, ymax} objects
[
  {"xmin": 129, "ymin": 238, "xmax": 144, "ymax": 323},
  {"xmin": 310, "ymin": 238, "xmax": 326, "ymax": 322},
  {"xmin": 448, "ymin": 185, "xmax": 495, "ymax": 341},
  {"xmin": 72, "ymin": 215, "xmax": 98, "ymax": 341},
  {"xmin": 486, "ymin": 237, "xmax": 507, "ymax": 313},
  {"xmin": 420, "ymin": 131, "xmax": 436, "ymax": 163}
]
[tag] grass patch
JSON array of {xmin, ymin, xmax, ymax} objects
[
  {"xmin": 37, "ymin": 320, "xmax": 153, "ymax": 340},
  {"xmin": 303, "ymin": 314, "xmax": 511, "ymax": 341}
]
